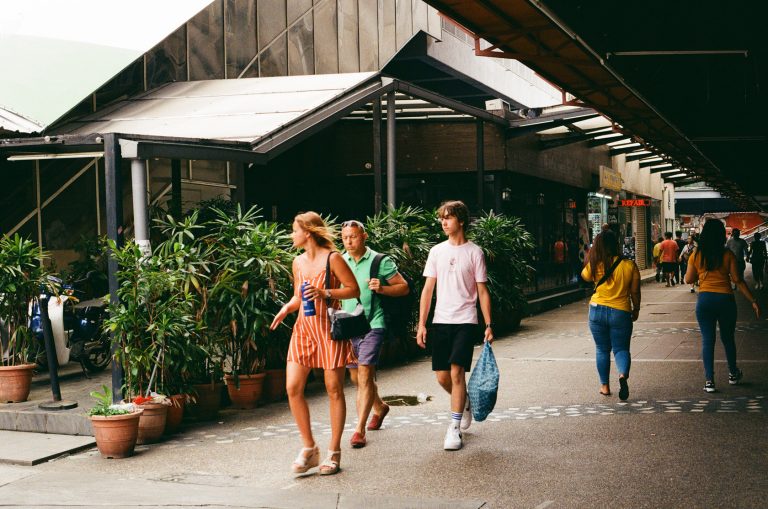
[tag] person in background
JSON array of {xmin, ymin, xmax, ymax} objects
[
  {"xmin": 673, "ymin": 231, "xmax": 686, "ymax": 284},
  {"xmin": 679, "ymin": 236, "xmax": 696, "ymax": 293},
  {"xmin": 726, "ymin": 228, "xmax": 749, "ymax": 285},
  {"xmin": 748, "ymin": 232, "xmax": 767, "ymax": 290},
  {"xmin": 685, "ymin": 219, "xmax": 760, "ymax": 393},
  {"xmin": 553, "ymin": 237, "xmax": 567, "ymax": 284},
  {"xmin": 270, "ymin": 212, "xmax": 360, "ymax": 476},
  {"xmin": 659, "ymin": 232, "xmax": 679, "ymax": 287},
  {"xmin": 653, "ymin": 237, "xmax": 664, "ymax": 283},
  {"xmin": 581, "ymin": 230, "xmax": 641, "ymax": 401}
]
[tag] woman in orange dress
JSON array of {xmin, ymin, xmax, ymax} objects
[{"xmin": 270, "ymin": 212, "xmax": 359, "ymax": 475}]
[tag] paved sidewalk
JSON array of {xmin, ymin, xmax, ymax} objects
[{"xmin": 0, "ymin": 270, "xmax": 766, "ymax": 508}]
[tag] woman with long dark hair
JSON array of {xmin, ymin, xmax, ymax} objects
[
  {"xmin": 685, "ymin": 219, "xmax": 760, "ymax": 392},
  {"xmin": 581, "ymin": 230, "xmax": 641, "ymax": 400}
]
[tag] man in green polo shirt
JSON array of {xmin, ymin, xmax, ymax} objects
[{"xmin": 341, "ymin": 220, "xmax": 409, "ymax": 449}]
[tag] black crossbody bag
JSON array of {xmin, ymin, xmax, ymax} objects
[
  {"xmin": 325, "ymin": 253, "xmax": 371, "ymax": 341},
  {"xmin": 594, "ymin": 256, "xmax": 624, "ymax": 290}
]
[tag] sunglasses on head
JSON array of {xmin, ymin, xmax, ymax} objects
[{"xmin": 341, "ymin": 220, "xmax": 365, "ymax": 231}]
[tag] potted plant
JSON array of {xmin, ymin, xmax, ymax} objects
[
  {"xmin": 0, "ymin": 234, "xmax": 51, "ymax": 402},
  {"xmin": 105, "ymin": 240, "xmax": 197, "ymax": 442},
  {"xmin": 207, "ymin": 207, "xmax": 292, "ymax": 409},
  {"xmin": 469, "ymin": 211, "xmax": 535, "ymax": 333},
  {"xmin": 154, "ymin": 209, "xmax": 225, "ymax": 421},
  {"xmin": 364, "ymin": 206, "xmax": 437, "ymax": 364},
  {"xmin": 88, "ymin": 385, "xmax": 142, "ymax": 459}
]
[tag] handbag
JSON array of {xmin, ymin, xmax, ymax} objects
[
  {"xmin": 467, "ymin": 342, "xmax": 499, "ymax": 422},
  {"xmin": 325, "ymin": 253, "xmax": 371, "ymax": 341}
]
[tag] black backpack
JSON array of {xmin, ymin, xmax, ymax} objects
[{"xmin": 370, "ymin": 253, "xmax": 414, "ymax": 340}]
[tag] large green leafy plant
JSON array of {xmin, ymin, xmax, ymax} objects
[
  {"xmin": 105, "ymin": 240, "xmax": 200, "ymax": 399},
  {"xmin": 469, "ymin": 211, "xmax": 535, "ymax": 331},
  {"xmin": 206, "ymin": 206, "xmax": 292, "ymax": 382},
  {"xmin": 0, "ymin": 234, "xmax": 52, "ymax": 366},
  {"xmin": 363, "ymin": 206, "xmax": 438, "ymax": 361}
]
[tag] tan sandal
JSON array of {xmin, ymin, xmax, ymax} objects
[
  {"xmin": 291, "ymin": 446, "xmax": 319, "ymax": 474},
  {"xmin": 319, "ymin": 450, "xmax": 341, "ymax": 475}
]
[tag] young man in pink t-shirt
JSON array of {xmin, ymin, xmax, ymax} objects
[{"xmin": 417, "ymin": 200, "xmax": 493, "ymax": 451}]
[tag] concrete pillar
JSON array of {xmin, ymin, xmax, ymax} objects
[{"xmin": 130, "ymin": 158, "xmax": 150, "ymax": 256}]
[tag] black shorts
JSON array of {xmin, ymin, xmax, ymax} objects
[
  {"xmin": 429, "ymin": 324, "xmax": 478, "ymax": 372},
  {"xmin": 662, "ymin": 262, "xmax": 677, "ymax": 273}
]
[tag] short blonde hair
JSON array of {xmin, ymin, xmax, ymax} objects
[{"xmin": 294, "ymin": 211, "xmax": 336, "ymax": 249}]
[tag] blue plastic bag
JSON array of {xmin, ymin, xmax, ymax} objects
[{"xmin": 467, "ymin": 342, "xmax": 499, "ymax": 422}]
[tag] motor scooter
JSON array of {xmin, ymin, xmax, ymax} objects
[{"xmin": 28, "ymin": 274, "xmax": 111, "ymax": 376}]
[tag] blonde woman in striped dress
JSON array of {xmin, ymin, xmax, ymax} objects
[{"xmin": 270, "ymin": 212, "xmax": 359, "ymax": 476}]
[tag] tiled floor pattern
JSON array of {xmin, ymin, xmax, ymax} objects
[
  {"xmin": 66, "ymin": 395, "xmax": 762, "ymax": 456},
  {"xmin": 515, "ymin": 323, "xmax": 768, "ymax": 341}
]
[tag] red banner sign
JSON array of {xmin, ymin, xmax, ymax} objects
[{"xmin": 620, "ymin": 199, "xmax": 651, "ymax": 207}]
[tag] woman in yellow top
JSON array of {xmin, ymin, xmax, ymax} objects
[
  {"xmin": 684, "ymin": 219, "xmax": 760, "ymax": 393},
  {"xmin": 581, "ymin": 230, "xmax": 641, "ymax": 400}
]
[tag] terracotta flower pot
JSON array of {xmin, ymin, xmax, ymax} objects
[
  {"xmin": 186, "ymin": 383, "xmax": 223, "ymax": 421},
  {"xmin": 136, "ymin": 402, "xmax": 168, "ymax": 444},
  {"xmin": 90, "ymin": 410, "xmax": 143, "ymax": 459},
  {"xmin": 164, "ymin": 394, "xmax": 186, "ymax": 435},
  {"xmin": 224, "ymin": 373, "xmax": 267, "ymax": 409},
  {"xmin": 262, "ymin": 368, "xmax": 287, "ymax": 402},
  {"xmin": 0, "ymin": 364, "xmax": 35, "ymax": 403}
]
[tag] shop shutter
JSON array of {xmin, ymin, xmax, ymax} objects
[{"xmin": 635, "ymin": 207, "xmax": 648, "ymax": 269}]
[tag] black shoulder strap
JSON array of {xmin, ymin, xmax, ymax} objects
[
  {"xmin": 370, "ymin": 253, "xmax": 386, "ymax": 280},
  {"xmin": 594, "ymin": 256, "xmax": 623, "ymax": 290},
  {"xmin": 326, "ymin": 251, "xmax": 365, "ymax": 315}
]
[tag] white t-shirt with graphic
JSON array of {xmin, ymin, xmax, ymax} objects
[{"xmin": 423, "ymin": 240, "xmax": 487, "ymax": 324}]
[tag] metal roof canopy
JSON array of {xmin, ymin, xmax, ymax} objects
[
  {"xmin": 0, "ymin": 0, "xmax": 214, "ymax": 130},
  {"xmin": 0, "ymin": 72, "xmax": 508, "ymax": 163},
  {"xmin": 421, "ymin": 0, "xmax": 767, "ymax": 210}
]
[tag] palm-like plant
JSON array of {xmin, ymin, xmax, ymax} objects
[
  {"xmin": 105, "ymin": 241, "xmax": 201, "ymax": 399},
  {"xmin": 0, "ymin": 234, "xmax": 52, "ymax": 366},
  {"xmin": 206, "ymin": 206, "xmax": 293, "ymax": 382},
  {"xmin": 469, "ymin": 211, "xmax": 535, "ymax": 330}
]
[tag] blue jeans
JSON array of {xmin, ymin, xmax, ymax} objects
[
  {"xmin": 695, "ymin": 292, "xmax": 738, "ymax": 381},
  {"xmin": 588, "ymin": 304, "xmax": 632, "ymax": 384}
]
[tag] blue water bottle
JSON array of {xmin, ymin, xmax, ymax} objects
[{"xmin": 301, "ymin": 281, "xmax": 316, "ymax": 317}]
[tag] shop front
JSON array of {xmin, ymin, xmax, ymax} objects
[{"xmin": 500, "ymin": 173, "xmax": 587, "ymax": 294}]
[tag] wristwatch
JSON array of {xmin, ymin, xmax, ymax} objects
[
  {"xmin": 485, "ymin": 323, "xmax": 493, "ymax": 329},
  {"xmin": 325, "ymin": 289, "xmax": 332, "ymax": 299}
]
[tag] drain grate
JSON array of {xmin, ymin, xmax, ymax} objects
[{"xmin": 382, "ymin": 395, "xmax": 431, "ymax": 406}]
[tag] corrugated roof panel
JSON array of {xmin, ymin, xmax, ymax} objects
[
  {"xmin": 0, "ymin": 0, "xmax": 214, "ymax": 128},
  {"xmin": 56, "ymin": 72, "xmax": 380, "ymax": 142}
]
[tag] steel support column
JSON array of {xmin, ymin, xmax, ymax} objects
[
  {"xmin": 130, "ymin": 159, "xmax": 150, "ymax": 255},
  {"xmin": 476, "ymin": 119, "xmax": 485, "ymax": 211},
  {"xmin": 386, "ymin": 91, "xmax": 396, "ymax": 209},
  {"xmin": 233, "ymin": 162, "xmax": 246, "ymax": 209},
  {"xmin": 104, "ymin": 134, "xmax": 124, "ymax": 403},
  {"xmin": 372, "ymin": 100, "xmax": 383, "ymax": 214},
  {"xmin": 170, "ymin": 159, "xmax": 182, "ymax": 217}
]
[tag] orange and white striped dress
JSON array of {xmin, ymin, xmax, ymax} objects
[{"xmin": 287, "ymin": 267, "xmax": 356, "ymax": 369}]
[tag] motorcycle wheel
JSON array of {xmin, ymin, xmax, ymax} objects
[{"xmin": 81, "ymin": 339, "xmax": 112, "ymax": 373}]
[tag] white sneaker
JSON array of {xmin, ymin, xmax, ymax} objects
[{"xmin": 443, "ymin": 424, "xmax": 462, "ymax": 450}]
